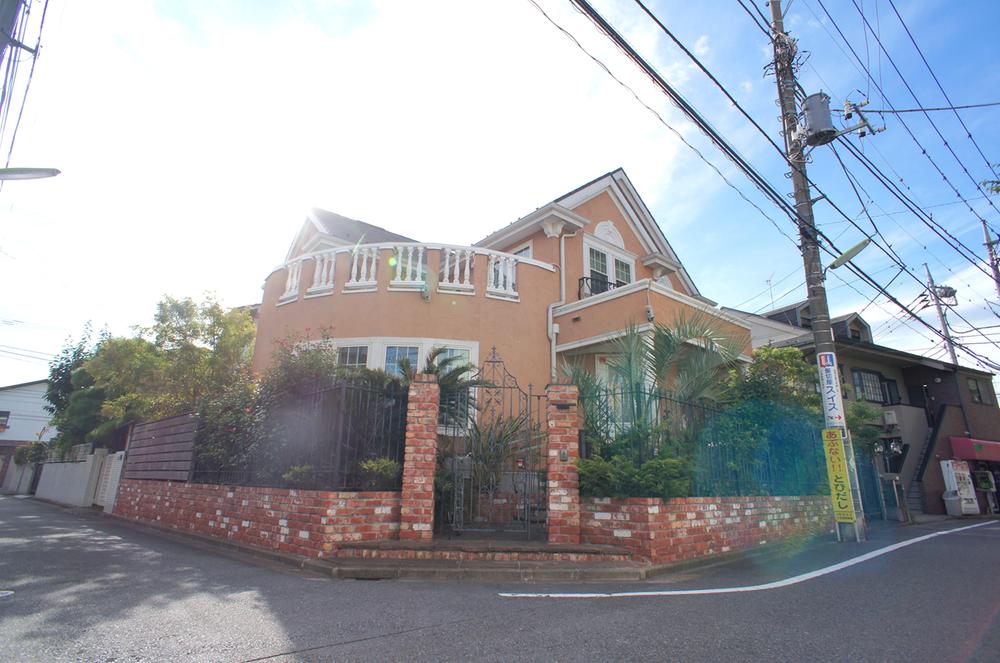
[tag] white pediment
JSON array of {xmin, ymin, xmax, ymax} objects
[{"xmin": 594, "ymin": 221, "xmax": 624, "ymax": 249}]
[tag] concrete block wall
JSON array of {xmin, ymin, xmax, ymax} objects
[
  {"xmin": 34, "ymin": 449, "xmax": 107, "ymax": 507},
  {"xmin": 115, "ymin": 480, "xmax": 400, "ymax": 558},
  {"xmin": 581, "ymin": 495, "xmax": 833, "ymax": 564}
]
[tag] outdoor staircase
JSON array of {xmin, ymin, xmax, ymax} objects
[
  {"xmin": 906, "ymin": 481, "xmax": 924, "ymax": 516},
  {"xmin": 905, "ymin": 427, "xmax": 938, "ymax": 517}
]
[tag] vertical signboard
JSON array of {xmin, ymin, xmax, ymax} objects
[
  {"xmin": 822, "ymin": 428, "xmax": 857, "ymax": 523},
  {"xmin": 817, "ymin": 352, "xmax": 846, "ymax": 429}
]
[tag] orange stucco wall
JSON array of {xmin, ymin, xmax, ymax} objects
[
  {"xmin": 554, "ymin": 287, "xmax": 752, "ymax": 356},
  {"xmin": 252, "ymin": 247, "xmax": 560, "ymax": 391},
  {"xmin": 252, "ymin": 186, "xmax": 747, "ymax": 390}
]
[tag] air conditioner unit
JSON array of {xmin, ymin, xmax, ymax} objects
[{"xmin": 882, "ymin": 410, "xmax": 898, "ymax": 427}]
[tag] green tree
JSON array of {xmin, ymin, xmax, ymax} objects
[{"xmin": 48, "ymin": 295, "xmax": 256, "ymax": 454}]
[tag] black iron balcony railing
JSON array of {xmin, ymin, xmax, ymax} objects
[{"xmin": 578, "ymin": 276, "xmax": 622, "ymax": 299}]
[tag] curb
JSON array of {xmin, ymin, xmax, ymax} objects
[{"xmin": 95, "ymin": 509, "xmax": 651, "ymax": 583}]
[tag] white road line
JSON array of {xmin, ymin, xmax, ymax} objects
[{"xmin": 499, "ymin": 521, "xmax": 997, "ymax": 599}]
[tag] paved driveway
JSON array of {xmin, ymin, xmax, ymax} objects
[{"xmin": 2, "ymin": 496, "xmax": 998, "ymax": 662}]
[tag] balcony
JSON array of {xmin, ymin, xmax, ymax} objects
[
  {"xmin": 578, "ymin": 276, "xmax": 624, "ymax": 300},
  {"xmin": 277, "ymin": 243, "xmax": 554, "ymax": 304}
]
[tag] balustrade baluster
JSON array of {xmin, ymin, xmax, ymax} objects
[
  {"xmin": 416, "ymin": 246, "xmax": 424, "ymax": 282},
  {"xmin": 395, "ymin": 247, "xmax": 404, "ymax": 281},
  {"xmin": 463, "ymin": 250, "xmax": 472, "ymax": 286}
]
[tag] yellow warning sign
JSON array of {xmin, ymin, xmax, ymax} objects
[{"xmin": 822, "ymin": 428, "xmax": 857, "ymax": 524}]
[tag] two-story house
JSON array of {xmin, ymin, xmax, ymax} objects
[
  {"xmin": 0, "ymin": 379, "xmax": 56, "ymax": 493},
  {"xmin": 251, "ymin": 169, "xmax": 753, "ymax": 396},
  {"xmin": 726, "ymin": 301, "xmax": 1000, "ymax": 517}
]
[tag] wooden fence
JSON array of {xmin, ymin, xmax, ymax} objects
[{"xmin": 122, "ymin": 413, "xmax": 198, "ymax": 481}]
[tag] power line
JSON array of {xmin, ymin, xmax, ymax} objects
[
  {"xmin": 886, "ymin": 0, "xmax": 998, "ymax": 180},
  {"xmin": 524, "ymin": 0, "xmax": 798, "ymax": 247},
  {"xmin": 816, "ymin": 0, "xmax": 1000, "ymax": 237},
  {"xmin": 3, "ymin": 0, "xmax": 50, "ymax": 169},
  {"xmin": 867, "ymin": 102, "xmax": 1000, "ymax": 114},
  {"xmin": 639, "ymin": 0, "xmax": 995, "ymax": 303},
  {"xmin": 544, "ymin": 0, "xmax": 1000, "ymax": 370}
]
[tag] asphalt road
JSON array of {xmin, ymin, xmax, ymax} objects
[{"xmin": 2, "ymin": 496, "xmax": 999, "ymax": 662}]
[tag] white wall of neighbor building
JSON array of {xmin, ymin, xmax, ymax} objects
[
  {"xmin": 1, "ymin": 461, "xmax": 35, "ymax": 493},
  {"xmin": 0, "ymin": 381, "xmax": 57, "ymax": 443},
  {"xmin": 34, "ymin": 449, "xmax": 107, "ymax": 507}
]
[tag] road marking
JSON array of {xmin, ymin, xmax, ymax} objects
[{"xmin": 499, "ymin": 521, "xmax": 996, "ymax": 599}]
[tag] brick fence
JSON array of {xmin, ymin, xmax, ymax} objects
[
  {"xmin": 115, "ymin": 479, "xmax": 400, "ymax": 558},
  {"xmin": 581, "ymin": 495, "xmax": 833, "ymax": 564}
]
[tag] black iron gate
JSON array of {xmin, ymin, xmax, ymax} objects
[{"xmin": 437, "ymin": 349, "xmax": 547, "ymax": 538}]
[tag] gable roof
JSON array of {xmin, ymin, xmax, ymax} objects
[
  {"xmin": 309, "ymin": 208, "xmax": 416, "ymax": 245},
  {"xmin": 0, "ymin": 379, "xmax": 47, "ymax": 392},
  {"xmin": 285, "ymin": 209, "xmax": 417, "ymax": 261},
  {"xmin": 775, "ymin": 333, "xmax": 994, "ymax": 377},
  {"xmin": 476, "ymin": 168, "xmax": 707, "ymax": 300}
]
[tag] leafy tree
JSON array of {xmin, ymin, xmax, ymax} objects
[{"xmin": 48, "ymin": 295, "xmax": 256, "ymax": 454}]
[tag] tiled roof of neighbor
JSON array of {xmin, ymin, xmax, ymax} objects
[{"xmin": 312, "ymin": 208, "xmax": 416, "ymax": 244}]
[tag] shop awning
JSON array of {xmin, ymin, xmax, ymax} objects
[{"xmin": 950, "ymin": 437, "xmax": 1000, "ymax": 462}]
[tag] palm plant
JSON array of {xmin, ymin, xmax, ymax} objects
[{"xmin": 568, "ymin": 313, "xmax": 743, "ymax": 461}]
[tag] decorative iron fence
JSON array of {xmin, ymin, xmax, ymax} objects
[
  {"xmin": 436, "ymin": 348, "xmax": 548, "ymax": 538},
  {"xmin": 579, "ymin": 385, "xmax": 827, "ymax": 497},
  {"xmin": 192, "ymin": 378, "xmax": 408, "ymax": 491}
]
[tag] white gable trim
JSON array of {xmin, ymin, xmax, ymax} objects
[{"xmin": 557, "ymin": 171, "xmax": 703, "ymax": 298}]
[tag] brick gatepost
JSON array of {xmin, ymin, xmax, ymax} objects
[
  {"xmin": 399, "ymin": 373, "xmax": 439, "ymax": 540},
  {"xmin": 546, "ymin": 383, "xmax": 581, "ymax": 544}
]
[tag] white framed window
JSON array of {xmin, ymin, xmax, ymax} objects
[
  {"xmin": 614, "ymin": 258, "xmax": 632, "ymax": 286},
  {"xmin": 337, "ymin": 346, "xmax": 368, "ymax": 369},
  {"xmin": 583, "ymin": 235, "xmax": 635, "ymax": 297},
  {"xmin": 511, "ymin": 241, "xmax": 533, "ymax": 259},
  {"xmin": 314, "ymin": 337, "xmax": 478, "ymax": 377},
  {"xmin": 384, "ymin": 346, "xmax": 419, "ymax": 376}
]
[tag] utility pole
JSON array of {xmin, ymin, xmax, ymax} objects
[
  {"xmin": 924, "ymin": 263, "xmax": 972, "ymax": 435},
  {"xmin": 770, "ymin": 0, "xmax": 865, "ymax": 542},
  {"xmin": 982, "ymin": 220, "xmax": 1000, "ymax": 303},
  {"xmin": 924, "ymin": 263, "xmax": 959, "ymax": 365}
]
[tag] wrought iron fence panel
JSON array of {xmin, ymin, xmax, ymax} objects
[
  {"xmin": 192, "ymin": 377, "xmax": 408, "ymax": 491},
  {"xmin": 578, "ymin": 385, "xmax": 826, "ymax": 497},
  {"xmin": 437, "ymin": 348, "xmax": 547, "ymax": 538}
]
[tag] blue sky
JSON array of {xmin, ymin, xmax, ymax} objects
[{"xmin": 1, "ymin": 0, "xmax": 998, "ymax": 388}]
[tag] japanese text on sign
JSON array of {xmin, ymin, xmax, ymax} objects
[
  {"xmin": 822, "ymin": 428, "xmax": 857, "ymax": 524},
  {"xmin": 817, "ymin": 352, "xmax": 846, "ymax": 428}
]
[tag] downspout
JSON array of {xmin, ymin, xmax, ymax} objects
[{"xmin": 547, "ymin": 230, "xmax": 578, "ymax": 382}]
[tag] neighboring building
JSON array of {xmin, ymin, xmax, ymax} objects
[
  {"xmin": 251, "ymin": 169, "xmax": 753, "ymax": 395},
  {"xmin": 0, "ymin": 379, "xmax": 56, "ymax": 490},
  {"xmin": 726, "ymin": 302, "xmax": 1000, "ymax": 516}
]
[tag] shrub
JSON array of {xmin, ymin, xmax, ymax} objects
[
  {"xmin": 639, "ymin": 457, "xmax": 692, "ymax": 500},
  {"xmin": 579, "ymin": 455, "xmax": 693, "ymax": 499},
  {"xmin": 358, "ymin": 457, "xmax": 402, "ymax": 490},
  {"xmin": 281, "ymin": 464, "xmax": 316, "ymax": 488},
  {"xmin": 578, "ymin": 456, "xmax": 613, "ymax": 497}
]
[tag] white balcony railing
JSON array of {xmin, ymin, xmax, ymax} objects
[
  {"xmin": 389, "ymin": 245, "xmax": 426, "ymax": 290},
  {"xmin": 307, "ymin": 250, "xmax": 336, "ymax": 293},
  {"xmin": 275, "ymin": 243, "xmax": 555, "ymax": 304},
  {"xmin": 346, "ymin": 246, "xmax": 379, "ymax": 290},
  {"xmin": 279, "ymin": 259, "xmax": 302, "ymax": 301},
  {"xmin": 439, "ymin": 247, "xmax": 475, "ymax": 293}
]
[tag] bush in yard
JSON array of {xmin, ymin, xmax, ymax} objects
[
  {"xmin": 578, "ymin": 456, "xmax": 614, "ymax": 497},
  {"xmin": 639, "ymin": 457, "xmax": 692, "ymax": 500},
  {"xmin": 281, "ymin": 464, "xmax": 316, "ymax": 488},
  {"xmin": 358, "ymin": 457, "xmax": 402, "ymax": 490}
]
